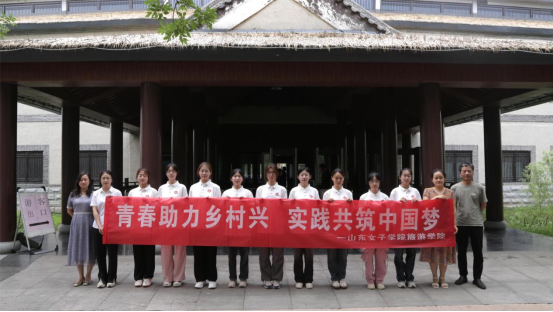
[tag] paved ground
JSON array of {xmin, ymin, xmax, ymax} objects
[
  {"xmin": 1, "ymin": 229, "xmax": 553, "ymax": 310},
  {"xmin": 1, "ymin": 253, "xmax": 553, "ymax": 310}
]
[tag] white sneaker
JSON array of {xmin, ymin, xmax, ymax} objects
[
  {"xmin": 367, "ymin": 283, "xmax": 375, "ymax": 290},
  {"xmin": 228, "ymin": 280, "xmax": 236, "ymax": 288},
  {"xmin": 295, "ymin": 282, "xmax": 303, "ymax": 289},
  {"xmin": 397, "ymin": 281, "xmax": 406, "ymax": 288},
  {"xmin": 142, "ymin": 279, "xmax": 152, "ymax": 287},
  {"xmin": 305, "ymin": 283, "xmax": 313, "ymax": 289},
  {"xmin": 97, "ymin": 280, "xmax": 106, "ymax": 288},
  {"xmin": 339, "ymin": 279, "xmax": 347, "ymax": 289},
  {"xmin": 272, "ymin": 281, "xmax": 281, "ymax": 289},
  {"xmin": 331, "ymin": 281, "xmax": 340, "ymax": 289},
  {"xmin": 208, "ymin": 281, "xmax": 217, "ymax": 289},
  {"xmin": 407, "ymin": 281, "xmax": 417, "ymax": 288},
  {"xmin": 134, "ymin": 280, "xmax": 143, "ymax": 287},
  {"xmin": 163, "ymin": 281, "xmax": 172, "ymax": 287},
  {"xmin": 239, "ymin": 280, "xmax": 247, "ymax": 288},
  {"xmin": 106, "ymin": 281, "xmax": 116, "ymax": 288},
  {"xmin": 173, "ymin": 281, "xmax": 182, "ymax": 287},
  {"xmin": 195, "ymin": 281, "xmax": 206, "ymax": 289},
  {"xmin": 377, "ymin": 283, "xmax": 385, "ymax": 290},
  {"xmin": 264, "ymin": 280, "xmax": 273, "ymax": 289}
]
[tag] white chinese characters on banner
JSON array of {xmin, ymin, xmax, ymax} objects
[
  {"xmin": 226, "ymin": 205, "xmax": 246, "ymax": 229},
  {"xmin": 159, "ymin": 205, "xmax": 178, "ymax": 228},
  {"xmin": 333, "ymin": 208, "xmax": 352, "ymax": 231},
  {"xmin": 422, "ymin": 207, "xmax": 440, "ymax": 231},
  {"xmin": 205, "ymin": 205, "xmax": 221, "ymax": 228},
  {"xmin": 117, "ymin": 204, "xmax": 134, "ymax": 227},
  {"xmin": 401, "ymin": 209, "xmax": 418, "ymax": 231},
  {"xmin": 311, "ymin": 208, "xmax": 330, "ymax": 231},
  {"xmin": 355, "ymin": 208, "xmax": 376, "ymax": 231},
  {"xmin": 249, "ymin": 206, "xmax": 269, "ymax": 229},
  {"xmin": 288, "ymin": 207, "xmax": 307, "ymax": 230},
  {"xmin": 138, "ymin": 204, "xmax": 156, "ymax": 227},
  {"xmin": 182, "ymin": 205, "xmax": 199, "ymax": 228},
  {"xmin": 379, "ymin": 208, "xmax": 397, "ymax": 231}
]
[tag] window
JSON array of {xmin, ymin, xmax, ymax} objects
[
  {"xmin": 445, "ymin": 151, "xmax": 472, "ymax": 184},
  {"xmin": 17, "ymin": 151, "xmax": 44, "ymax": 183},
  {"xmin": 80, "ymin": 151, "xmax": 108, "ymax": 185},
  {"xmin": 502, "ymin": 151, "xmax": 530, "ymax": 182}
]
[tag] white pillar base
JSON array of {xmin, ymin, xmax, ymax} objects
[
  {"xmin": 58, "ymin": 224, "xmax": 70, "ymax": 234},
  {"xmin": 0, "ymin": 241, "xmax": 21, "ymax": 254}
]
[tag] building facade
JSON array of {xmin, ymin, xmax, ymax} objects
[{"xmin": 2, "ymin": 0, "xmax": 553, "ymax": 252}]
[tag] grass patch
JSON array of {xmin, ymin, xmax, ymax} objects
[{"xmin": 504, "ymin": 206, "xmax": 553, "ymax": 237}]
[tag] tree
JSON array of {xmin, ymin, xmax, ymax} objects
[
  {"xmin": 145, "ymin": 0, "xmax": 217, "ymax": 44},
  {"xmin": 522, "ymin": 151, "xmax": 553, "ymax": 211},
  {"xmin": 0, "ymin": 12, "xmax": 17, "ymax": 40}
]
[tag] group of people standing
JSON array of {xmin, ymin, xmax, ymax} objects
[{"xmin": 66, "ymin": 161, "xmax": 487, "ymax": 291}]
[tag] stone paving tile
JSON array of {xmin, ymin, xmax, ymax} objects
[
  {"xmin": 502, "ymin": 281, "xmax": 553, "ymax": 304},
  {"xmin": 284, "ymin": 270, "xmax": 341, "ymax": 310},
  {"xmin": 512, "ymin": 265, "xmax": 553, "ymax": 281},
  {"xmin": 419, "ymin": 283, "xmax": 483, "ymax": 306},
  {"xmin": 465, "ymin": 285, "xmax": 528, "ymax": 305}
]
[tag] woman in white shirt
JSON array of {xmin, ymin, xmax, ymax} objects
[
  {"xmin": 222, "ymin": 168, "xmax": 254, "ymax": 288},
  {"xmin": 157, "ymin": 163, "xmax": 188, "ymax": 288},
  {"xmin": 323, "ymin": 168, "xmax": 353, "ymax": 290},
  {"xmin": 91, "ymin": 170, "xmax": 123, "ymax": 288},
  {"xmin": 389, "ymin": 168, "xmax": 421, "ymax": 289},
  {"xmin": 128, "ymin": 168, "xmax": 158, "ymax": 288},
  {"xmin": 359, "ymin": 172, "xmax": 389, "ymax": 290},
  {"xmin": 256, "ymin": 163, "xmax": 287, "ymax": 289},
  {"xmin": 189, "ymin": 162, "xmax": 222, "ymax": 290},
  {"xmin": 289, "ymin": 166, "xmax": 319, "ymax": 290}
]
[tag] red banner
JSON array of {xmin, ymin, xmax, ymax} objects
[{"xmin": 103, "ymin": 197, "xmax": 455, "ymax": 248}]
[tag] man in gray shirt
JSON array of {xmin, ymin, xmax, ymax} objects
[{"xmin": 451, "ymin": 162, "xmax": 487, "ymax": 290}]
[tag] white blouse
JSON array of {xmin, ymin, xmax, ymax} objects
[
  {"xmin": 157, "ymin": 181, "xmax": 188, "ymax": 198},
  {"xmin": 128, "ymin": 185, "xmax": 157, "ymax": 198},
  {"xmin": 389, "ymin": 185, "xmax": 422, "ymax": 201},
  {"xmin": 322, "ymin": 186, "xmax": 353, "ymax": 200},
  {"xmin": 189, "ymin": 180, "xmax": 222, "ymax": 198},
  {"xmin": 360, "ymin": 190, "xmax": 389, "ymax": 201},
  {"xmin": 90, "ymin": 187, "xmax": 123, "ymax": 229},
  {"xmin": 289, "ymin": 184, "xmax": 320, "ymax": 200},
  {"xmin": 255, "ymin": 182, "xmax": 287, "ymax": 199},
  {"xmin": 222, "ymin": 186, "xmax": 254, "ymax": 198}
]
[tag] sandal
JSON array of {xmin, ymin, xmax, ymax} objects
[
  {"xmin": 73, "ymin": 280, "xmax": 84, "ymax": 287},
  {"xmin": 432, "ymin": 277, "xmax": 439, "ymax": 289},
  {"xmin": 83, "ymin": 279, "xmax": 91, "ymax": 286},
  {"xmin": 440, "ymin": 277, "xmax": 448, "ymax": 289}
]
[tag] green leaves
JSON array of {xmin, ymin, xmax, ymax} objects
[
  {"xmin": 0, "ymin": 12, "xmax": 17, "ymax": 40},
  {"xmin": 145, "ymin": 0, "xmax": 217, "ymax": 44},
  {"xmin": 522, "ymin": 151, "xmax": 553, "ymax": 211}
]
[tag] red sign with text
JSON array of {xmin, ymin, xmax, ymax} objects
[{"xmin": 103, "ymin": 197, "xmax": 455, "ymax": 248}]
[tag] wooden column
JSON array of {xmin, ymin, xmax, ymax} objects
[
  {"xmin": 140, "ymin": 82, "xmax": 163, "ymax": 189},
  {"xmin": 402, "ymin": 133, "xmax": 412, "ymax": 170},
  {"xmin": 419, "ymin": 83, "xmax": 444, "ymax": 188},
  {"xmin": 60, "ymin": 105, "xmax": 80, "ymax": 234},
  {"xmin": 0, "ymin": 83, "xmax": 17, "ymax": 250},
  {"xmin": 353, "ymin": 121, "xmax": 367, "ymax": 198},
  {"xmin": 483, "ymin": 104, "xmax": 507, "ymax": 230},
  {"xmin": 207, "ymin": 110, "xmax": 218, "ymax": 179},
  {"xmin": 110, "ymin": 122, "xmax": 123, "ymax": 191},
  {"xmin": 381, "ymin": 102, "xmax": 397, "ymax": 195},
  {"xmin": 172, "ymin": 97, "xmax": 190, "ymax": 184}
]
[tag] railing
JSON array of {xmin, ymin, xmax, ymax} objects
[
  {"xmin": 2, "ymin": 0, "xmax": 552, "ymax": 22},
  {"xmin": 479, "ymin": 5, "xmax": 553, "ymax": 21},
  {"xmin": 381, "ymin": 0, "xmax": 472, "ymax": 16}
]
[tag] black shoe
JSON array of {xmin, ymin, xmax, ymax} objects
[
  {"xmin": 473, "ymin": 279, "xmax": 486, "ymax": 289},
  {"xmin": 455, "ymin": 276, "xmax": 468, "ymax": 285}
]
